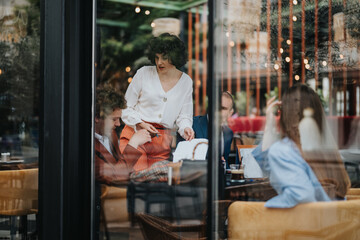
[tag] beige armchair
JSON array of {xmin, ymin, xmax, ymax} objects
[
  {"xmin": 100, "ymin": 185, "xmax": 128, "ymax": 229},
  {"xmin": 0, "ymin": 168, "xmax": 38, "ymax": 238},
  {"xmin": 228, "ymin": 199, "xmax": 360, "ymax": 239}
]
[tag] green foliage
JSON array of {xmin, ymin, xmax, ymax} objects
[
  {"xmin": 264, "ymin": 87, "xmax": 279, "ymax": 102},
  {"xmin": 234, "ymin": 92, "xmax": 247, "ymax": 116},
  {"xmin": 316, "ymin": 88, "xmax": 329, "ymax": 114},
  {"xmin": 97, "ymin": 1, "xmax": 180, "ymax": 89},
  {"xmin": 0, "ymin": 1, "xmax": 40, "ymax": 135},
  {"xmin": 345, "ymin": 0, "xmax": 360, "ymax": 40}
]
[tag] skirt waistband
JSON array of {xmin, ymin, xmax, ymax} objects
[{"xmin": 144, "ymin": 121, "xmax": 170, "ymax": 130}]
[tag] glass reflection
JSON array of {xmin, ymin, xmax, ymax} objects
[
  {"xmin": 0, "ymin": 0, "xmax": 39, "ymax": 238},
  {"xmin": 96, "ymin": 2, "xmax": 208, "ymax": 239}
]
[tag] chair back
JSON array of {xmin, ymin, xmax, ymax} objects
[
  {"xmin": 228, "ymin": 200, "xmax": 360, "ymax": 239},
  {"xmin": 0, "ymin": 168, "xmax": 38, "ymax": 216},
  {"xmin": 237, "ymin": 145, "xmax": 257, "ymax": 160},
  {"xmin": 346, "ymin": 188, "xmax": 360, "ymax": 200}
]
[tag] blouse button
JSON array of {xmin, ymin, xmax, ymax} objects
[
  {"xmin": 159, "ymin": 114, "xmax": 162, "ymax": 118},
  {"xmin": 163, "ymin": 97, "xmax": 167, "ymax": 102}
]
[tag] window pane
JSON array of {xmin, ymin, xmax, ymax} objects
[
  {"xmin": 0, "ymin": 0, "xmax": 40, "ymax": 238},
  {"xmin": 214, "ymin": 0, "xmax": 360, "ymax": 239},
  {"xmin": 95, "ymin": 1, "xmax": 208, "ymax": 239}
]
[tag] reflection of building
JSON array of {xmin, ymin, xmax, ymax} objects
[{"xmin": 0, "ymin": 0, "xmax": 29, "ymax": 42}]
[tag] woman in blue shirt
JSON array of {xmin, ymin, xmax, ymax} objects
[{"xmin": 253, "ymin": 84, "xmax": 350, "ymax": 208}]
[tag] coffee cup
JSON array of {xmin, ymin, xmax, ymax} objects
[{"xmin": 231, "ymin": 164, "xmax": 245, "ymax": 180}]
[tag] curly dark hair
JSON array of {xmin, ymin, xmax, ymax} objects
[
  {"xmin": 95, "ymin": 86, "xmax": 126, "ymax": 118},
  {"xmin": 146, "ymin": 33, "xmax": 187, "ymax": 69}
]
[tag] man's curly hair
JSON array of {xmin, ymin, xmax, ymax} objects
[
  {"xmin": 95, "ymin": 87, "xmax": 126, "ymax": 119},
  {"xmin": 146, "ymin": 33, "xmax": 187, "ymax": 69}
]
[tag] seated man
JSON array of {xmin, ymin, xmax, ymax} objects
[
  {"xmin": 191, "ymin": 91, "xmax": 235, "ymax": 169},
  {"xmin": 95, "ymin": 87, "xmax": 151, "ymax": 184}
]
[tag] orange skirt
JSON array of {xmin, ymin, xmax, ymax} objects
[{"xmin": 119, "ymin": 123, "xmax": 173, "ymax": 171}]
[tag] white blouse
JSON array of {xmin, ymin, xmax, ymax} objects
[{"xmin": 121, "ymin": 66, "xmax": 193, "ymax": 138}]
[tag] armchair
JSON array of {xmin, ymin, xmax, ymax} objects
[{"xmin": 228, "ymin": 200, "xmax": 360, "ymax": 239}]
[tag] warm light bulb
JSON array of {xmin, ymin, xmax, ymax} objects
[
  {"xmin": 145, "ymin": 10, "xmax": 150, "ymax": 15},
  {"xmin": 340, "ymin": 54, "xmax": 344, "ymax": 59},
  {"xmin": 293, "ymin": 0, "xmax": 298, "ymax": 5},
  {"xmin": 305, "ymin": 64, "xmax": 310, "ymax": 69},
  {"xmin": 125, "ymin": 66, "xmax": 131, "ymax": 72},
  {"xmin": 151, "ymin": 22, "xmax": 156, "ymax": 28},
  {"xmin": 128, "ymin": 77, "xmax": 133, "ymax": 83},
  {"xmin": 135, "ymin": 6, "xmax": 141, "ymax": 13},
  {"xmin": 293, "ymin": 16, "xmax": 297, "ymax": 21},
  {"xmin": 322, "ymin": 61, "xmax": 327, "ymax": 66},
  {"xmin": 286, "ymin": 40, "xmax": 291, "ymax": 45},
  {"xmin": 304, "ymin": 59, "xmax": 308, "ymax": 64},
  {"xmin": 226, "ymin": 32, "xmax": 230, "ymax": 38},
  {"xmin": 0, "ymin": 69, "xmax": 2, "ymax": 75},
  {"xmin": 295, "ymin": 75, "xmax": 300, "ymax": 81},
  {"xmin": 229, "ymin": 41, "xmax": 235, "ymax": 47},
  {"xmin": 280, "ymin": 48, "xmax": 284, "ymax": 54},
  {"xmin": 285, "ymin": 57, "xmax": 290, "ymax": 62},
  {"xmin": 274, "ymin": 64, "xmax": 280, "ymax": 70}
]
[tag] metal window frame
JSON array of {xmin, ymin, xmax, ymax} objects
[{"xmin": 40, "ymin": 0, "xmax": 95, "ymax": 239}]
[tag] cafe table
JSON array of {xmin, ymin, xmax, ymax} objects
[
  {"xmin": 225, "ymin": 177, "xmax": 277, "ymax": 201},
  {"xmin": 0, "ymin": 156, "xmax": 38, "ymax": 170}
]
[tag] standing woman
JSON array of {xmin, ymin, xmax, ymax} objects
[{"xmin": 120, "ymin": 33, "xmax": 195, "ymax": 171}]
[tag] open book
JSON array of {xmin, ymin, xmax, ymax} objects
[{"xmin": 173, "ymin": 138, "xmax": 208, "ymax": 163}]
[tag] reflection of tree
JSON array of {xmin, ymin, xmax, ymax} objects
[
  {"xmin": 96, "ymin": 1, "xmax": 179, "ymax": 91},
  {"xmin": 0, "ymin": 0, "xmax": 40, "ymax": 136}
]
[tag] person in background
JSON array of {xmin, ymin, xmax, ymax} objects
[
  {"xmin": 191, "ymin": 91, "xmax": 235, "ymax": 169},
  {"xmin": 120, "ymin": 33, "xmax": 194, "ymax": 172},
  {"xmin": 95, "ymin": 87, "xmax": 151, "ymax": 184},
  {"xmin": 252, "ymin": 84, "xmax": 350, "ymax": 208}
]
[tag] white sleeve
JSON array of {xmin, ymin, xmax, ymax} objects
[
  {"xmin": 121, "ymin": 68, "xmax": 144, "ymax": 128},
  {"xmin": 176, "ymin": 80, "xmax": 193, "ymax": 138}
]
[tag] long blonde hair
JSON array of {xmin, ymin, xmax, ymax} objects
[{"xmin": 280, "ymin": 84, "xmax": 350, "ymax": 198}]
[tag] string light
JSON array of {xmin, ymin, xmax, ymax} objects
[
  {"xmin": 135, "ymin": 6, "xmax": 141, "ymax": 13},
  {"xmin": 0, "ymin": 69, "xmax": 2, "ymax": 75},
  {"xmin": 322, "ymin": 61, "xmax": 327, "ymax": 66},
  {"xmin": 280, "ymin": 48, "xmax": 284, "ymax": 54},
  {"xmin": 293, "ymin": 0, "xmax": 298, "ymax": 5},
  {"xmin": 286, "ymin": 39, "xmax": 291, "ymax": 45},
  {"xmin": 305, "ymin": 64, "xmax": 310, "ymax": 69},
  {"xmin": 145, "ymin": 10, "xmax": 150, "ymax": 15},
  {"xmin": 229, "ymin": 41, "xmax": 235, "ymax": 47},
  {"xmin": 151, "ymin": 22, "xmax": 155, "ymax": 28},
  {"xmin": 295, "ymin": 75, "xmax": 300, "ymax": 81},
  {"xmin": 292, "ymin": 16, "xmax": 297, "ymax": 21},
  {"xmin": 125, "ymin": 66, "xmax": 131, "ymax": 72},
  {"xmin": 225, "ymin": 32, "xmax": 230, "ymax": 38},
  {"xmin": 285, "ymin": 57, "xmax": 290, "ymax": 62},
  {"xmin": 304, "ymin": 59, "xmax": 308, "ymax": 64},
  {"xmin": 339, "ymin": 54, "xmax": 344, "ymax": 59},
  {"xmin": 274, "ymin": 64, "xmax": 280, "ymax": 70},
  {"xmin": 128, "ymin": 77, "xmax": 133, "ymax": 83}
]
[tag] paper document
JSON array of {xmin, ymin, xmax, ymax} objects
[
  {"xmin": 240, "ymin": 148, "xmax": 263, "ymax": 178},
  {"xmin": 173, "ymin": 138, "xmax": 208, "ymax": 163}
]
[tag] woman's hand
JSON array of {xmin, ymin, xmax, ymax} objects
[
  {"xmin": 265, "ymin": 96, "xmax": 282, "ymax": 125},
  {"xmin": 128, "ymin": 129, "xmax": 151, "ymax": 149},
  {"xmin": 184, "ymin": 127, "xmax": 195, "ymax": 141},
  {"xmin": 136, "ymin": 122, "xmax": 159, "ymax": 134},
  {"xmin": 263, "ymin": 96, "xmax": 281, "ymax": 151}
]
